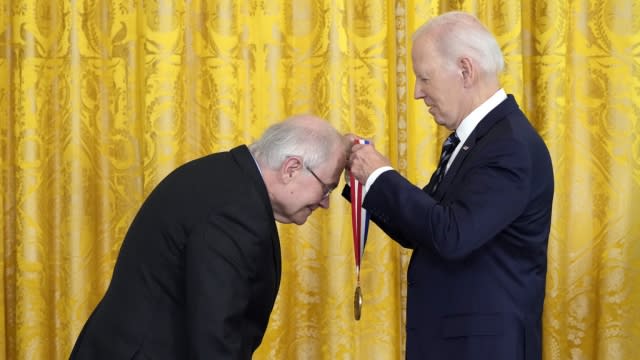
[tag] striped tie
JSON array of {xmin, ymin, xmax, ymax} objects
[{"xmin": 430, "ymin": 132, "xmax": 460, "ymax": 194}]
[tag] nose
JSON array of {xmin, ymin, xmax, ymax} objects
[
  {"xmin": 319, "ymin": 196, "xmax": 330, "ymax": 209},
  {"xmin": 414, "ymin": 83, "xmax": 423, "ymax": 99}
]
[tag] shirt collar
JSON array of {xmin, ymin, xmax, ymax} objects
[{"xmin": 455, "ymin": 88, "xmax": 507, "ymax": 143}]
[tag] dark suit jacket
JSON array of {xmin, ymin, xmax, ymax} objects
[
  {"xmin": 359, "ymin": 96, "xmax": 553, "ymax": 359},
  {"xmin": 69, "ymin": 145, "xmax": 281, "ymax": 360}
]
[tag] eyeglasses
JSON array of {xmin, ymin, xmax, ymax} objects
[{"xmin": 305, "ymin": 166, "xmax": 335, "ymax": 199}]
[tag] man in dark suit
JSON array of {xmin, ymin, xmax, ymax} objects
[
  {"xmin": 346, "ymin": 11, "xmax": 554, "ymax": 359},
  {"xmin": 69, "ymin": 114, "xmax": 348, "ymax": 359}
]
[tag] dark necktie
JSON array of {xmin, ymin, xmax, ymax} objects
[{"xmin": 430, "ymin": 132, "xmax": 460, "ymax": 194}]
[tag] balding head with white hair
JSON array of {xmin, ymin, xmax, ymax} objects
[{"xmin": 411, "ymin": 11, "xmax": 505, "ymax": 130}]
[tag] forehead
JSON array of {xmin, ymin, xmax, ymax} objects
[
  {"xmin": 322, "ymin": 146, "xmax": 347, "ymax": 177},
  {"xmin": 411, "ymin": 35, "xmax": 440, "ymax": 68}
]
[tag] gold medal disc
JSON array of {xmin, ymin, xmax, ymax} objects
[{"xmin": 354, "ymin": 285, "xmax": 363, "ymax": 320}]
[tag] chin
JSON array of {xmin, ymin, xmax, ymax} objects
[
  {"xmin": 293, "ymin": 212, "xmax": 312, "ymax": 225},
  {"xmin": 293, "ymin": 216, "xmax": 308, "ymax": 225}
]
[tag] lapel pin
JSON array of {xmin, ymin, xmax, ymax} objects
[{"xmin": 463, "ymin": 145, "xmax": 470, "ymax": 151}]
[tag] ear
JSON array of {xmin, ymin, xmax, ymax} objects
[
  {"xmin": 280, "ymin": 156, "xmax": 303, "ymax": 183},
  {"xmin": 459, "ymin": 57, "xmax": 475, "ymax": 87}
]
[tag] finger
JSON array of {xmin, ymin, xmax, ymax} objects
[
  {"xmin": 351, "ymin": 143, "xmax": 367, "ymax": 152},
  {"xmin": 343, "ymin": 133, "xmax": 359, "ymax": 143}
]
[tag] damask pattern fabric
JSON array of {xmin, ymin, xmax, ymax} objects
[{"xmin": 1, "ymin": 1, "xmax": 639, "ymax": 359}]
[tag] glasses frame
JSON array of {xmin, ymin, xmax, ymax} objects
[{"xmin": 305, "ymin": 166, "xmax": 334, "ymax": 199}]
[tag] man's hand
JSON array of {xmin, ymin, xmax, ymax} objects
[{"xmin": 347, "ymin": 138, "xmax": 391, "ymax": 185}]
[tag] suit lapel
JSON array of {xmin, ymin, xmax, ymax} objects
[{"xmin": 430, "ymin": 95, "xmax": 520, "ymax": 197}]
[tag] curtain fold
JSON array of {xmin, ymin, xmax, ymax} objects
[{"xmin": 1, "ymin": 1, "xmax": 639, "ymax": 359}]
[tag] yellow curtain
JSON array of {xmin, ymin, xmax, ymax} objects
[{"xmin": 1, "ymin": 0, "xmax": 639, "ymax": 359}]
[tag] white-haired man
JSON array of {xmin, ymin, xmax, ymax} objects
[
  {"xmin": 346, "ymin": 11, "xmax": 554, "ymax": 359},
  {"xmin": 70, "ymin": 114, "xmax": 348, "ymax": 359}
]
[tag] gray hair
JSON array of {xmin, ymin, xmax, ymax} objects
[
  {"xmin": 414, "ymin": 11, "xmax": 504, "ymax": 76},
  {"xmin": 249, "ymin": 115, "xmax": 341, "ymax": 170}
]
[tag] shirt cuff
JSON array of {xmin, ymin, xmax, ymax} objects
[{"xmin": 365, "ymin": 166, "xmax": 394, "ymax": 194}]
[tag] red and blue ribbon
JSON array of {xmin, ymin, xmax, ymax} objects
[{"xmin": 350, "ymin": 138, "xmax": 370, "ymax": 283}]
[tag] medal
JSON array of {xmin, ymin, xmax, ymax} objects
[
  {"xmin": 350, "ymin": 138, "xmax": 370, "ymax": 321},
  {"xmin": 354, "ymin": 285, "xmax": 363, "ymax": 320}
]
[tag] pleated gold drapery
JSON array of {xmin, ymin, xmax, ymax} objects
[{"xmin": 1, "ymin": 1, "xmax": 639, "ymax": 359}]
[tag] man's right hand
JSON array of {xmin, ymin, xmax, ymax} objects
[{"xmin": 346, "ymin": 137, "xmax": 391, "ymax": 185}]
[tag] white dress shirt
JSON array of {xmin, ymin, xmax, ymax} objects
[{"xmin": 363, "ymin": 88, "xmax": 508, "ymax": 195}]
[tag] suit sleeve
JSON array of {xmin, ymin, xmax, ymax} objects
[
  {"xmin": 342, "ymin": 184, "xmax": 413, "ymax": 248},
  {"xmin": 184, "ymin": 210, "xmax": 266, "ymax": 359},
  {"xmin": 364, "ymin": 136, "xmax": 532, "ymax": 259}
]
